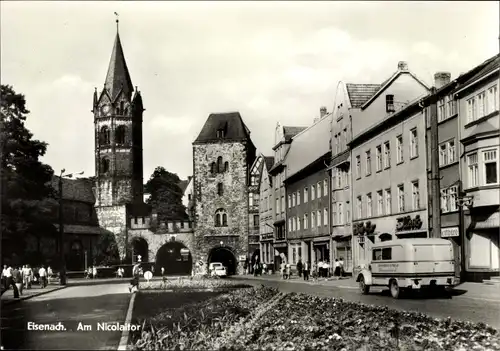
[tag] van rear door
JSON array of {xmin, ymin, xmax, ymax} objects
[{"xmin": 413, "ymin": 243, "xmax": 454, "ymax": 275}]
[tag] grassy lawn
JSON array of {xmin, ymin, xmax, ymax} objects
[{"xmin": 130, "ymin": 281, "xmax": 500, "ymax": 351}]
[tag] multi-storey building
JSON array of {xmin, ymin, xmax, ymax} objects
[
  {"xmin": 259, "ymin": 155, "xmax": 275, "ymax": 268},
  {"xmin": 268, "ymin": 123, "xmax": 307, "ymax": 266},
  {"xmin": 455, "ymin": 54, "xmax": 499, "ymax": 281},
  {"xmin": 284, "ymin": 108, "xmax": 332, "ymax": 269},
  {"xmin": 192, "ymin": 112, "xmax": 256, "ymax": 275},
  {"xmin": 423, "ymin": 57, "xmax": 496, "ymax": 280},
  {"xmin": 330, "ymin": 82, "xmax": 364, "ymax": 274},
  {"xmin": 349, "ymin": 62, "xmax": 430, "ymax": 274},
  {"xmin": 248, "ymin": 154, "xmax": 267, "ymax": 262}
]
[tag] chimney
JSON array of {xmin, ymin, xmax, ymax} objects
[
  {"xmin": 398, "ymin": 61, "xmax": 409, "ymax": 71},
  {"xmin": 434, "ymin": 72, "xmax": 451, "ymax": 89},
  {"xmin": 320, "ymin": 106, "xmax": 328, "ymax": 118}
]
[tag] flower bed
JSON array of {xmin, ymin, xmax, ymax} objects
[
  {"xmin": 140, "ymin": 276, "xmax": 250, "ymax": 291},
  {"xmin": 131, "ymin": 285, "xmax": 280, "ymax": 350},
  {"xmin": 132, "ymin": 286, "xmax": 500, "ymax": 351}
]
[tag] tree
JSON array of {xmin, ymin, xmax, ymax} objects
[
  {"xmin": 1, "ymin": 85, "xmax": 57, "ymax": 264},
  {"xmin": 92, "ymin": 231, "xmax": 120, "ymax": 266},
  {"xmin": 145, "ymin": 167, "xmax": 187, "ymax": 222}
]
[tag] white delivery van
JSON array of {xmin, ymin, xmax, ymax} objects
[{"xmin": 356, "ymin": 238, "xmax": 459, "ymax": 299}]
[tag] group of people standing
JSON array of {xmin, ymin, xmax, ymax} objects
[
  {"xmin": 1, "ymin": 265, "xmax": 51, "ymax": 298},
  {"xmin": 283, "ymin": 257, "xmax": 345, "ymax": 281}
]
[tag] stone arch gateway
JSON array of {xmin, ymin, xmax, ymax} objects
[{"xmin": 208, "ymin": 246, "xmax": 237, "ymax": 275}]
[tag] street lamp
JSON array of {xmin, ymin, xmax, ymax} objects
[
  {"xmin": 59, "ymin": 169, "xmax": 84, "ymax": 285},
  {"xmin": 455, "ymin": 192, "xmax": 474, "ymax": 283}
]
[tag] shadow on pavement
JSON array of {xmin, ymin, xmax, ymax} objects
[
  {"xmin": 1, "ymin": 293, "xmax": 129, "ymax": 350},
  {"xmin": 374, "ymin": 287, "xmax": 467, "ymax": 300}
]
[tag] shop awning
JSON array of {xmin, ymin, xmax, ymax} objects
[
  {"xmin": 312, "ymin": 236, "xmax": 330, "ymax": 242},
  {"xmin": 395, "ymin": 229, "xmax": 428, "ymax": 236},
  {"xmin": 274, "ymin": 242, "xmax": 287, "ymax": 248},
  {"xmin": 471, "ymin": 211, "xmax": 500, "ymax": 230},
  {"xmin": 332, "ymin": 233, "xmax": 351, "ymax": 241}
]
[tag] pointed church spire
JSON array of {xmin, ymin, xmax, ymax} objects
[{"xmin": 104, "ymin": 15, "xmax": 133, "ymax": 101}]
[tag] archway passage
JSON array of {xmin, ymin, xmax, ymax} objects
[
  {"xmin": 131, "ymin": 237, "xmax": 149, "ymax": 264},
  {"xmin": 208, "ymin": 247, "xmax": 237, "ymax": 275},
  {"xmin": 155, "ymin": 241, "xmax": 193, "ymax": 276}
]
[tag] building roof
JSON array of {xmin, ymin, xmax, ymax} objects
[
  {"xmin": 346, "ymin": 63, "xmax": 429, "ymax": 110},
  {"xmin": 50, "ymin": 176, "xmax": 95, "ymax": 203},
  {"xmin": 346, "ymin": 84, "xmax": 381, "ymax": 108},
  {"xmin": 193, "ymin": 112, "xmax": 252, "ymax": 144},
  {"xmin": 284, "ymin": 115, "xmax": 331, "ymax": 180},
  {"xmin": 264, "ymin": 156, "xmax": 275, "ymax": 171},
  {"xmin": 459, "ymin": 54, "xmax": 500, "ymax": 89},
  {"xmin": 104, "ymin": 31, "xmax": 134, "ymax": 102},
  {"xmin": 283, "ymin": 126, "xmax": 307, "ymax": 141}
]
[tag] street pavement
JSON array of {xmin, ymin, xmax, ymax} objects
[
  {"xmin": 232, "ymin": 274, "xmax": 500, "ymax": 330},
  {"xmin": 1, "ymin": 283, "xmax": 132, "ymax": 350}
]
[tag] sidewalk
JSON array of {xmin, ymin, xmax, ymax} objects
[
  {"xmin": 235, "ymin": 273, "xmax": 500, "ymax": 301},
  {"xmin": 1, "ymin": 284, "xmax": 66, "ymax": 305}
]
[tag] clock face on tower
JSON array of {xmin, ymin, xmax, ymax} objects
[{"xmin": 100, "ymin": 104, "xmax": 111, "ymax": 116}]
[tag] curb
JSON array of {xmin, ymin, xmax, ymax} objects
[
  {"xmin": 118, "ymin": 292, "xmax": 137, "ymax": 351},
  {"xmin": 2, "ymin": 286, "xmax": 67, "ymax": 306},
  {"xmin": 231, "ymin": 276, "xmax": 359, "ymax": 290}
]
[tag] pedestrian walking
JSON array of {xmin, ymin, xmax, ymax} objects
[
  {"xmin": 4, "ymin": 266, "xmax": 19, "ymax": 298},
  {"xmin": 325, "ymin": 261, "xmax": 331, "ymax": 280},
  {"xmin": 129, "ymin": 263, "xmax": 141, "ymax": 293},
  {"xmin": 334, "ymin": 259, "xmax": 341, "ymax": 279},
  {"xmin": 1, "ymin": 265, "xmax": 9, "ymax": 291},
  {"xmin": 311, "ymin": 262, "xmax": 318, "ymax": 282},
  {"xmin": 339, "ymin": 257, "xmax": 345, "ymax": 278},
  {"xmin": 47, "ymin": 266, "xmax": 53, "ymax": 283},
  {"xmin": 13, "ymin": 267, "xmax": 23, "ymax": 296},
  {"xmin": 161, "ymin": 267, "xmax": 165, "ymax": 277},
  {"xmin": 296, "ymin": 258, "xmax": 303, "ymax": 278},
  {"xmin": 38, "ymin": 266, "xmax": 47, "ymax": 288},
  {"xmin": 303, "ymin": 261, "xmax": 310, "ymax": 281},
  {"xmin": 92, "ymin": 266, "xmax": 97, "ymax": 279}
]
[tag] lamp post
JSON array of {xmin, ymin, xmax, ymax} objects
[
  {"xmin": 456, "ymin": 192, "xmax": 474, "ymax": 283},
  {"xmin": 58, "ymin": 169, "xmax": 84, "ymax": 285}
]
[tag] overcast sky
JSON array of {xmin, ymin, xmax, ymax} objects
[{"xmin": 1, "ymin": 1, "xmax": 498, "ymax": 181}]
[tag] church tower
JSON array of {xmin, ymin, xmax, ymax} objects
[{"xmin": 93, "ymin": 19, "xmax": 145, "ymax": 259}]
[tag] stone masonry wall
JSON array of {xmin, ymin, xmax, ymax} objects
[
  {"xmin": 96, "ymin": 205, "xmax": 128, "ymax": 259},
  {"xmin": 128, "ymin": 228, "xmax": 195, "ymax": 265},
  {"xmin": 193, "ymin": 142, "xmax": 249, "ymax": 274}
]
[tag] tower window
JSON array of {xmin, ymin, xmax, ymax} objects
[
  {"xmin": 100, "ymin": 126, "xmax": 110, "ymax": 145},
  {"xmin": 217, "ymin": 156, "xmax": 223, "ymax": 173},
  {"xmin": 120, "ymin": 101, "xmax": 125, "ymax": 115},
  {"xmin": 115, "ymin": 125, "xmax": 127, "ymax": 145},
  {"xmin": 386, "ymin": 95, "xmax": 395, "ymax": 113},
  {"xmin": 100, "ymin": 157, "xmax": 110, "ymax": 174},
  {"xmin": 217, "ymin": 183, "xmax": 223, "ymax": 196},
  {"xmin": 215, "ymin": 208, "xmax": 228, "ymax": 227},
  {"xmin": 216, "ymin": 129, "xmax": 225, "ymax": 138},
  {"xmin": 210, "ymin": 162, "xmax": 216, "ymax": 174},
  {"xmin": 224, "ymin": 161, "xmax": 229, "ymax": 172}
]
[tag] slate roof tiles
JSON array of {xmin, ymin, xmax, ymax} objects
[{"xmin": 194, "ymin": 112, "xmax": 252, "ymax": 143}]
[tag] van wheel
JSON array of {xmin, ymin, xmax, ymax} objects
[
  {"xmin": 390, "ymin": 280, "xmax": 401, "ymax": 299},
  {"xmin": 359, "ymin": 276, "xmax": 370, "ymax": 295}
]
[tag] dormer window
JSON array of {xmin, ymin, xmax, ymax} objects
[
  {"xmin": 386, "ymin": 95, "xmax": 395, "ymax": 113},
  {"xmin": 216, "ymin": 129, "xmax": 225, "ymax": 138},
  {"xmin": 120, "ymin": 101, "xmax": 125, "ymax": 115}
]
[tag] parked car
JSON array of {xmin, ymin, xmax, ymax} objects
[
  {"xmin": 356, "ymin": 238, "xmax": 459, "ymax": 299},
  {"xmin": 209, "ymin": 262, "xmax": 227, "ymax": 277}
]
